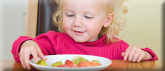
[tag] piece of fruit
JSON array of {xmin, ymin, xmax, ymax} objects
[
  {"xmin": 37, "ymin": 59, "xmax": 48, "ymax": 66},
  {"xmin": 78, "ymin": 61, "xmax": 101, "ymax": 67},
  {"xmin": 91, "ymin": 60, "xmax": 100, "ymax": 63},
  {"xmin": 64, "ymin": 59, "xmax": 78, "ymax": 67},
  {"xmin": 58, "ymin": 64, "xmax": 68, "ymax": 67},
  {"xmin": 72, "ymin": 56, "xmax": 81, "ymax": 65},
  {"xmin": 72, "ymin": 56, "xmax": 89, "ymax": 65},
  {"xmin": 58, "ymin": 65, "xmax": 69, "ymax": 67},
  {"xmin": 51, "ymin": 61, "xmax": 63, "ymax": 67},
  {"xmin": 80, "ymin": 57, "xmax": 89, "ymax": 62}
]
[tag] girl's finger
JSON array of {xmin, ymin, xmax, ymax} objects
[
  {"xmin": 23, "ymin": 52, "xmax": 31, "ymax": 70},
  {"xmin": 31, "ymin": 50, "xmax": 39, "ymax": 63},
  {"xmin": 132, "ymin": 52, "xmax": 140, "ymax": 62},
  {"xmin": 121, "ymin": 52, "xmax": 125, "ymax": 57},
  {"xmin": 124, "ymin": 46, "xmax": 132, "ymax": 60},
  {"xmin": 137, "ymin": 53, "xmax": 144, "ymax": 62},
  {"xmin": 37, "ymin": 49, "xmax": 47, "ymax": 60},
  {"xmin": 20, "ymin": 53, "xmax": 26, "ymax": 69},
  {"xmin": 128, "ymin": 48, "xmax": 136, "ymax": 62}
]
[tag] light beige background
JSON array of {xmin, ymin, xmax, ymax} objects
[
  {"xmin": 0, "ymin": 0, "xmax": 27, "ymax": 59},
  {"xmin": 0, "ymin": 0, "xmax": 164, "ymax": 60},
  {"xmin": 120, "ymin": 0, "xmax": 164, "ymax": 60}
]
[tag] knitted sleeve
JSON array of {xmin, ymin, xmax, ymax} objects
[
  {"xmin": 11, "ymin": 36, "xmax": 34, "ymax": 63},
  {"xmin": 141, "ymin": 48, "xmax": 158, "ymax": 60}
]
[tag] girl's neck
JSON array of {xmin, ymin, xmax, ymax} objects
[{"xmin": 86, "ymin": 36, "xmax": 98, "ymax": 42}]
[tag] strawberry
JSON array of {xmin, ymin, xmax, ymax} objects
[
  {"xmin": 64, "ymin": 59, "xmax": 78, "ymax": 67},
  {"xmin": 58, "ymin": 64, "xmax": 68, "ymax": 67}
]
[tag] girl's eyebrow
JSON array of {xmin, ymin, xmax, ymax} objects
[
  {"xmin": 63, "ymin": 8, "xmax": 99, "ymax": 15},
  {"xmin": 63, "ymin": 9, "xmax": 70, "ymax": 11},
  {"xmin": 63, "ymin": 6, "xmax": 73, "ymax": 11},
  {"xmin": 84, "ymin": 10, "xmax": 98, "ymax": 15},
  {"xmin": 63, "ymin": 9, "xmax": 73, "ymax": 12}
]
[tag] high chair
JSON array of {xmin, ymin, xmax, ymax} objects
[{"xmin": 26, "ymin": 0, "xmax": 59, "ymax": 38}]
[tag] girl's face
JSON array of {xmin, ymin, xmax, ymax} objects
[{"xmin": 63, "ymin": 0, "xmax": 107, "ymax": 42}]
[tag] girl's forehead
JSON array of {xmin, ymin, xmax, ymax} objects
[
  {"xmin": 63, "ymin": 0, "xmax": 104, "ymax": 11},
  {"xmin": 63, "ymin": 0, "xmax": 103, "ymax": 6}
]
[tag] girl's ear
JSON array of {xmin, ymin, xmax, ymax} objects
[{"xmin": 103, "ymin": 13, "xmax": 114, "ymax": 27}]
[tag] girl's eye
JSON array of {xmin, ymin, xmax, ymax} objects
[
  {"xmin": 66, "ymin": 14, "xmax": 74, "ymax": 17},
  {"xmin": 85, "ymin": 16, "xmax": 94, "ymax": 19}
]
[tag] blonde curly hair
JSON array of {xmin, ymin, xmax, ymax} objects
[{"xmin": 53, "ymin": 0, "xmax": 128, "ymax": 43}]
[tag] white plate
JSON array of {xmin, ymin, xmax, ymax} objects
[{"xmin": 29, "ymin": 54, "xmax": 112, "ymax": 71}]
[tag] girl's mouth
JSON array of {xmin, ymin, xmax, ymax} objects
[{"xmin": 73, "ymin": 30, "xmax": 84, "ymax": 35}]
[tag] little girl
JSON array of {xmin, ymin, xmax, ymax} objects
[{"xmin": 11, "ymin": 0, "xmax": 158, "ymax": 70}]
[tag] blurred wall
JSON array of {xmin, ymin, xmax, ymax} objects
[
  {"xmin": 0, "ymin": 0, "xmax": 27, "ymax": 59},
  {"xmin": 120, "ymin": 0, "xmax": 164, "ymax": 60}
]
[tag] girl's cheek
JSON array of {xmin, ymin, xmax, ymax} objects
[
  {"xmin": 63, "ymin": 17, "xmax": 70, "ymax": 23},
  {"xmin": 63, "ymin": 21, "xmax": 70, "ymax": 30},
  {"xmin": 62, "ymin": 23, "xmax": 68, "ymax": 32}
]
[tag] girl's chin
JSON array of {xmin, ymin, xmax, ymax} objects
[
  {"xmin": 74, "ymin": 39, "xmax": 86, "ymax": 42},
  {"xmin": 74, "ymin": 38, "xmax": 95, "ymax": 43},
  {"xmin": 70, "ymin": 36, "xmax": 87, "ymax": 43},
  {"xmin": 72, "ymin": 38, "xmax": 87, "ymax": 42}
]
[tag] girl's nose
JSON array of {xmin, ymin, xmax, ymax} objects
[{"xmin": 73, "ymin": 17, "xmax": 82, "ymax": 27}]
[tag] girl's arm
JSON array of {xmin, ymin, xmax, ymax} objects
[
  {"xmin": 141, "ymin": 47, "xmax": 158, "ymax": 60},
  {"xmin": 122, "ymin": 46, "xmax": 158, "ymax": 62},
  {"xmin": 11, "ymin": 31, "xmax": 57, "ymax": 63},
  {"xmin": 120, "ymin": 40, "xmax": 158, "ymax": 62}
]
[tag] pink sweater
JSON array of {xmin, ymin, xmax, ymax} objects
[{"xmin": 11, "ymin": 31, "xmax": 158, "ymax": 63}]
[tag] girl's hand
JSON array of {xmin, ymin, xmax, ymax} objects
[
  {"xmin": 19, "ymin": 40, "xmax": 47, "ymax": 70},
  {"xmin": 121, "ymin": 46, "xmax": 152, "ymax": 62}
]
